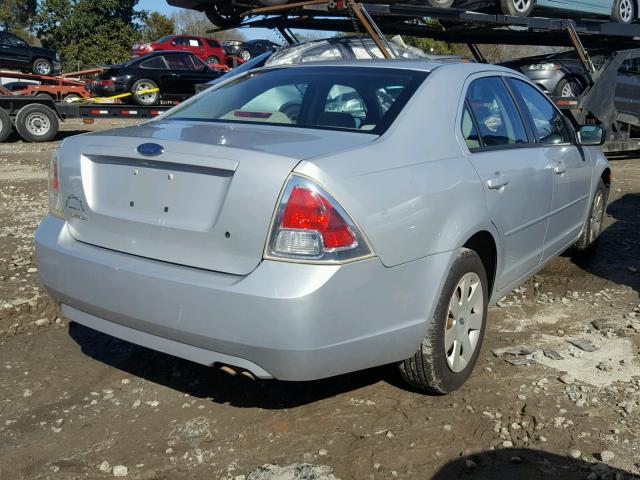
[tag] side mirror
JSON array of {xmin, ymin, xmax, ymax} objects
[{"xmin": 577, "ymin": 125, "xmax": 605, "ymax": 146}]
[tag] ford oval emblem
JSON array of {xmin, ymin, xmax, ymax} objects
[{"xmin": 137, "ymin": 143, "xmax": 164, "ymax": 156}]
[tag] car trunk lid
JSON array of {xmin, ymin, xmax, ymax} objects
[{"xmin": 59, "ymin": 121, "xmax": 375, "ymax": 275}]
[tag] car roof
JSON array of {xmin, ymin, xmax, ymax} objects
[{"xmin": 259, "ymin": 58, "xmax": 517, "ymax": 75}]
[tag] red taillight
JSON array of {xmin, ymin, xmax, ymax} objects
[
  {"xmin": 52, "ymin": 164, "xmax": 59, "ymax": 193},
  {"xmin": 266, "ymin": 176, "xmax": 372, "ymax": 262},
  {"xmin": 281, "ymin": 186, "xmax": 356, "ymax": 249},
  {"xmin": 93, "ymin": 79, "xmax": 114, "ymax": 87}
]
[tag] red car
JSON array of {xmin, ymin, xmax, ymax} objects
[{"xmin": 131, "ymin": 35, "xmax": 226, "ymax": 65}]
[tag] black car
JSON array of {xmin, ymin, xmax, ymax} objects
[
  {"xmin": 221, "ymin": 39, "xmax": 280, "ymax": 62},
  {"xmin": 0, "ymin": 31, "xmax": 61, "ymax": 75},
  {"xmin": 502, "ymin": 50, "xmax": 640, "ymax": 117},
  {"xmin": 90, "ymin": 51, "xmax": 224, "ymax": 106}
]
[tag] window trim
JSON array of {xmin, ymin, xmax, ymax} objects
[
  {"xmin": 462, "ymin": 75, "xmax": 536, "ymax": 153},
  {"xmin": 506, "ymin": 77, "xmax": 576, "ymax": 148}
]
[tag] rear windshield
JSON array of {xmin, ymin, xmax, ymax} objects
[{"xmin": 165, "ymin": 66, "xmax": 427, "ymax": 134}]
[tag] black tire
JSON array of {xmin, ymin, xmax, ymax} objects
[
  {"xmin": 131, "ymin": 78, "xmax": 159, "ymax": 106},
  {"xmin": 611, "ymin": 0, "xmax": 636, "ymax": 24},
  {"xmin": 204, "ymin": 3, "xmax": 243, "ymax": 28},
  {"xmin": 239, "ymin": 49, "xmax": 252, "ymax": 61},
  {"xmin": 15, "ymin": 104, "xmax": 59, "ymax": 143},
  {"xmin": 36, "ymin": 92, "xmax": 55, "ymax": 100},
  {"xmin": 572, "ymin": 179, "xmax": 607, "ymax": 256},
  {"xmin": 400, "ymin": 248, "xmax": 488, "ymax": 394},
  {"xmin": 32, "ymin": 58, "xmax": 53, "ymax": 75},
  {"xmin": 0, "ymin": 108, "xmax": 12, "ymax": 143},
  {"xmin": 206, "ymin": 56, "xmax": 220, "ymax": 65},
  {"xmin": 427, "ymin": 0, "xmax": 455, "ymax": 7},
  {"xmin": 553, "ymin": 77, "xmax": 584, "ymax": 98},
  {"xmin": 500, "ymin": 0, "xmax": 534, "ymax": 17}
]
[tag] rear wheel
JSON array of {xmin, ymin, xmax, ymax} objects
[
  {"xmin": 15, "ymin": 104, "xmax": 59, "ymax": 143},
  {"xmin": 239, "ymin": 49, "xmax": 252, "ymax": 61},
  {"xmin": 400, "ymin": 248, "xmax": 488, "ymax": 394},
  {"xmin": 500, "ymin": 0, "xmax": 534, "ymax": 17},
  {"xmin": 131, "ymin": 79, "xmax": 159, "ymax": 106},
  {"xmin": 554, "ymin": 77, "xmax": 584, "ymax": 98},
  {"xmin": 63, "ymin": 93, "xmax": 82, "ymax": 103},
  {"xmin": 573, "ymin": 179, "xmax": 607, "ymax": 256},
  {"xmin": 204, "ymin": 3, "xmax": 243, "ymax": 28},
  {"xmin": 0, "ymin": 108, "xmax": 12, "ymax": 143},
  {"xmin": 36, "ymin": 92, "xmax": 54, "ymax": 100},
  {"xmin": 206, "ymin": 55, "xmax": 220, "ymax": 65},
  {"xmin": 612, "ymin": 0, "xmax": 636, "ymax": 23},
  {"xmin": 32, "ymin": 58, "xmax": 53, "ymax": 75}
]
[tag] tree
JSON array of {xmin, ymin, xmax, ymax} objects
[
  {"xmin": 141, "ymin": 11, "xmax": 175, "ymax": 42},
  {"xmin": 171, "ymin": 9, "xmax": 245, "ymax": 41},
  {"xmin": 35, "ymin": 0, "xmax": 144, "ymax": 71},
  {"xmin": 0, "ymin": 0, "xmax": 37, "ymax": 30}
]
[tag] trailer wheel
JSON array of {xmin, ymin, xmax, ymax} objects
[
  {"xmin": 32, "ymin": 58, "xmax": 54, "ymax": 75},
  {"xmin": 612, "ymin": 0, "xmax": 636, "ymax": 23},
  {"xmin": 500, "ymin": 0, "xmax": 534, "ymax": 16},
  {"xmin": 0, "ymin": 108, "xmax": 12, "ymax": 143},
  {"xmin": 63, "ymin": 94, "xmax": 82, "ymax": 103},
  {"xmin": 15, "ymin": 104, "xmax": 59, "ymax": 143}
]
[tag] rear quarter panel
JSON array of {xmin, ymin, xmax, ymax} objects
[{"xmin": 295, "ymin": 65, "xmax": 499, "ymax": 268}]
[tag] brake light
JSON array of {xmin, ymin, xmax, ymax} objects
[
  {"xmin": 93, "ymin": 79, "xmax": 114, "ymax": 87},
  {"xmin": 266, "ymin": 175, "xmax": 373, "ymax": 262}
]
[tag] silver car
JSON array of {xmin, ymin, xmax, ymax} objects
[{"xmin": 35, "ymin": 61, "xmax": 610, "ymax": 393}]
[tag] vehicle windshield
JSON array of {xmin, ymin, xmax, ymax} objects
[{"xmin": 165, "ymin": 66, "xmax": 427, "ymax": 134}]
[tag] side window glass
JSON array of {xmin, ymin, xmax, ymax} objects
[
  {"xmin": 301, "ymin": 46, "xmax": 342, "ymax": 63},
  {"xmin": 140, "ymin": 57, "xmax": 166, "ymax": 69},
  {"xmin": 509, "ymin": 79, "xmax": 571, "ymax": 145},
  {"xmin": 165, "ymin": 54, "xmax": 194, "ymax": 70},
  {"xmin": 465, "ymin": 77, "xmax": 528, "ymax": 147},
  {"xmin": 461, "ymin": 104, "xmax": 481, "ymax": 150},
  {"xmin": 174, "ymin": 37, "xmax": 189, "ymax": 46}
]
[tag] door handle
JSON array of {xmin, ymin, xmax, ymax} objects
[
  {"xmin": 487, "ymin": 172, "xmax": 509, "ymax": 190},
  {"xmin": 554, "ymin": 161, "xmax": 567, "ymax": 175}
]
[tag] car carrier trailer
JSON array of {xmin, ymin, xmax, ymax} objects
[
  {"xmin": 210, "ymin": 0, "xmax": 640, "ymax": 153},
  {"xmin": 0, "ymin": 95, "xmax": 171, "ymax": 143}
]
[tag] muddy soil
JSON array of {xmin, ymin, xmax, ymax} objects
[{"xmin": 1, "ymin": 120, "xmax": 639, "ymax": 480}]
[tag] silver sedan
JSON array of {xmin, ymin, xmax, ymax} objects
[{"xmin": 35, "ymin": 61, "xmax": 610, "ymax": 393}]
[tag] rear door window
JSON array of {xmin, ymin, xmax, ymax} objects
[
  {"xmin": 508, "ymin": 78, "xmax": 571, "ymax": 145},
  {"xmin": 465, "ymin": 77, "xmax": 528, "ymax": 147}
]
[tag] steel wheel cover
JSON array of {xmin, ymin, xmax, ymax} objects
[
  {"xmin": 589, "ymin": 190, "xmax": 605, "ymax": 243},
  {"xmin": 35, "ymin": 60, "xmax": 51, "ymax": 75},
  {"xmin": 512, "ymin": 0, "xmax": 532, "ymax": 13},
  {"xmin": 444, "ymin": 272, "xmax": 484, "ymax": 373},
  {"xmin": 25, "ymin": 113, "xmax": 50, "ymax": 136}
]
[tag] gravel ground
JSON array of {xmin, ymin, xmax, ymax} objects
[{"xmin": 1, "ymin": 120, "xmax": 639, "ymax": 480}]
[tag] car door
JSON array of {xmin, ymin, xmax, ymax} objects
[
  {"xmin": 508, "ymin": 78, "xmax": 592, "ymax": 260},
  {"xmin": 163, "ymin": 54, "xmax": 210, "ymax": 95},
  {"xmin": 461, "ymin": 75, "xmax": 554, "ymax": 291},
  {"xmin": 615, "ymin": 58, "xmax": 640, "ymax": 115},
  {"xmin": 0, "ymin": 32, "xmax": 30, "ymax": 69}
]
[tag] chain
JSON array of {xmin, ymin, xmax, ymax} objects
[{"xmin": 345, "ymin": 2, "xmax": 377, "ymax": 58}]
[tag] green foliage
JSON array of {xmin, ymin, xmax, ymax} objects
[
  {"xmin": 35, "ymin": 0, "xmax": 144, "ymax": 71},
  {"xmin": 171, "ymin": 9, "xmax": 245, "ymax": 41},
  {"xmin": 141, "ymin": 11, "xmax": 175, "ymax": 43},
  {"xmin": 404, "ymin": 36, "xmax": 469, "ymax": 56},
  {"xmin": 0, "ymin": 0, "xmax": 37, "ymax": 29}
]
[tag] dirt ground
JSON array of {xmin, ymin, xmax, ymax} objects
[{"xmin": 1, "ymin": 120, "xmax": 639, "ymax": 480}]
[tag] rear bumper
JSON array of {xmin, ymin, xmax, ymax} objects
[{"xmin": 35, "ymin": 216, "xmax": 452, "ymax": 381}]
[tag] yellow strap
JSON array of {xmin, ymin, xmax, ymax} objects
[{"xmin": 69, "ymin": 87, "xmax": 160, "ymax": 104}]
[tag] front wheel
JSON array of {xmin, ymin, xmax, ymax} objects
[
  {"xmin": 239, "ymin": 49, "xmax": 252, "ymax": 61},
  {"xmin": 612, "ymin": 0, "xmax": 636, "ymax": 24},
  {"xmin": 554, "ymin": 77, "xmax": 584, "ymax": 98},
  {"xmin": 206, "ymin": 56, "xmax": 220, "ymax": 65},
  {"xmin": 500, "ymin": 0, "xmax": 534, "ymax": 17},
  {"xmin": 572, "ymin": 179, "xmax": 607, "ymax": 256},
  {"xmin": 399, "ymin": 248, "xmax": 488, "ymax": 394},
  {"xmin": 426, "ymin": 0, "xmax": 455, "ymax": 7}
]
